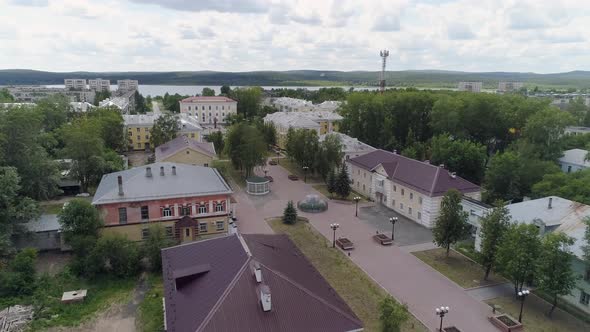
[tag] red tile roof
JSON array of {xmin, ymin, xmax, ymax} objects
[
  {"xmin": 348, "ymin": 149, "xmax": 480, "ymax": 197},
  {"xmin": 161, "ymin": 234, "xmax": 363, "ymax": 332},
  {"xmin": 181, "ymin": 96, "xmax": 236, "ymax": 103}
]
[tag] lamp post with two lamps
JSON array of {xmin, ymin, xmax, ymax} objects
[
  {"xmin": 353, "ymin": 196, "xmax": 361, "ymax": 217},
  {"xmin": 329, "ymin": 223, "xmax": 340, "ymax": 248},
  {"xmin": 517, "ymin": 289, "xmax": 530, "ymax": 323},
  {"xmin": 389, "ymin": 216, "xmax": 398, "ymax": 241},
  {"xmin": 302, "ymin": 166, "xmax": 309, "ymax": 183},
  {"xmin": 435, "ymin": 306, "xmax": 449, "ymax": 332}
]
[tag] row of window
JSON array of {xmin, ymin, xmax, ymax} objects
[
  {"xmin": 391, "ymin": 200, "xmax": 422, "ymax": 220},
  {"xmin": 135, "ymin": 127, "xmax": 149, "ymax": 133},
  {"xmin": 118, "ymin": 203, "xmax": 226, "ymax": 223},
  {"xmin": 140, "ymin": 221, "xmax": 225, "ymax": 240},
  {"xmin": 392, "ymin": 185, "xmax": 422, "ymax": 204},
  {"xmin": 187, "ymin": 105, "xmax": 231, "ymax": 111}
]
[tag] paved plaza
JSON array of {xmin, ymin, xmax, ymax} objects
[{"xmin": 233, "ymin": 161, "xmax": 499, "ymax": 332}]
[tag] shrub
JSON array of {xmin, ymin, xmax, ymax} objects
[
  {"xmin": 379, "ymin": 296, "xmax": 409, "ymax": 332},
  {"xmin": 143, "ymin": 225, "xmax": 176, "ymax": 272},
  {"xmin": 87, "ymin": 235, "xmax": 141, "ymax": 278}
]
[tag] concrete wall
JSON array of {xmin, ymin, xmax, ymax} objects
[
  {"xmin": 559, "ymin": 161, "xmax": 587, "ymax": 173},
  {"xmin": 349, "ymin": 163, "xmax": 373, "ymax": 197},
  {"xmin": 161, "ymin": 147, "xmax": 215, "ymax": 166},
  {"xmin": 561, "ymin": 258, "xmax": 590, "ymax": 314}
]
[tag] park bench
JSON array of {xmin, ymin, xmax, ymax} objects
[
  {"xmin": 373, "ymin": 233, "xmax": 393, "ymax": 245},
  {"xmin": 336, "ymin": 237, "xmax": 354, "ymax": 250}
]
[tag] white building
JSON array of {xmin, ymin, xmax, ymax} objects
[
  {"xmin": 7, "ymin": 86, "xmax": 95, "ymax": 103},
  {"xmin": 271, "ymin": 97, "xmax": 314, "ymax": 112},
  {"xmin": 558, "ymin": 149, "xmax": 590, "ymax": 173},
  {"xmin": 179, "ymin": 96, "xmax": 237, "ymax": 125},
  {"xmin": 565, "ymin": 126, "xmax": 590, "ymax": 136},
  {"xmin": 264, "ymin": 111, "xmax": 343, "ymax": 149},
  {"xmin": 89, "ymin": 78, "xmax": 111, "ymax": 92},
  {"xmin": 457, "ymin": 82, "xmax": 483, "ymax": 92},
  {"xmin": 497, "ymin": 81, "xmax": 524, "ymax": 93},
  {"xmin": 69, "ymin": 102, "xmax": 95, "ymax": 113},
  {"xmin": 64, "ymin": 79, "xmax": 86, "ymax": 90},
  {"xmin": 319, "ymin": 132, "xmax": 376, "ymax": 163},
  {"xmin": 117, "ymin": 79, "xmax": 139, "ymax": 92},
  {"xmin": 100, "ymin": 97, "xmax": 131, "ymax": 113}
]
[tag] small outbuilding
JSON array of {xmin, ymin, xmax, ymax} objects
[{"xmin": 246, "ymin": 176, "xmax": 270, "ymax": 195}]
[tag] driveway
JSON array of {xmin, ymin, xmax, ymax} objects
[{"xmin": 235, "ymin": 161, "xmax": 498, "ymax": 332}]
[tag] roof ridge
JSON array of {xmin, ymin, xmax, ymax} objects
[
  {"xmin": 430, "ymin": 166, "xmax": 441, "ymax": 195},
  {"xmin": 196, "ymin": 257, "xmax": 251, "ymax": 332},
  {"xmin": 259, "ymin": 262, "xmax": 363, "ymax": 326}
]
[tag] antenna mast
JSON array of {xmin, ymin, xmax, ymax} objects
[{"xmin": 379, "ymin": 50, "xmax": 389, "ymax": 94}]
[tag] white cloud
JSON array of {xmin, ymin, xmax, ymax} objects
[{"xmin": 9, "ymin": 0, "xmax": 48, "ymax": 6}]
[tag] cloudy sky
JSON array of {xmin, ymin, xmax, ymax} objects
[{"xmin": 1, "ymin": 0, "xmax": 588, "ymax": 73}]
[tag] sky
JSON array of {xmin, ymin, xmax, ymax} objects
[{"xmin": 0, "ymin": 0, "xmax": 589, "ymax": 73}]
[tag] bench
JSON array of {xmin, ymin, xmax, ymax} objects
[
  {"xmin": 336, "ymin": 238, "xmax": 354, "ymax": 250},
  {"xmin": 373, "ymin": 233, "xmax": 393, "ymax": 245}
]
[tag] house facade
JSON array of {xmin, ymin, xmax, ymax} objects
[
  {"xmin": 155, "ymin": 136, "xmax": 217, "ymax": 167},
  {"xmin": 123, "ymin": 114, "xmax": 203, "ymax": 151},
  {"xmin": 92, "ymin": 163, "xmax": 234, "ymax": 242},
  {"xmin": 347, "ymin": 150, "xmax": 481, "ymax": 228},
  {"xmin": 558, "ymin": 149, "xmax": 590, "ymax": 173},
  {"xmin": 179, "ymin": 96, "xmax": 237, "ymax": 125},
  {"xmin": 264, "ymin": 111, "xmax": 343, "ymax": 149}
]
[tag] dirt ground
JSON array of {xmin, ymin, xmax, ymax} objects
[
  {"xmin": 44, "ymin": 275, "xmax": 148, "ymax": 332},
  {"xmin": 127, "ymin": 151, "xmax": 150, "ymax": 167}
]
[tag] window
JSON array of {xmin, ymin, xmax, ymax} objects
[
  {"xmin": 209, "ymin": 105, "xmax": 211, "ymax": 110},
  {"xmin": 581, "ymin": 291, "xmax": 590, "ymax": 305},
  {"xmin": 128, "ymin": 131, "xmax": 132, "ymax": 136},
  {"xmin": 118, "ymin": 208, "xmax": 127, "ymax": 224},
  {"xmin": 202, "ymin": 106, "xmax": 205, "ymax": 110},
  {"xmin": 199, "ymin": 204, "xmax": 207, "ymax": 214},
  {"xmin": 363, "ymin": 173, "xmax": 366, "ymax": 178},
  {"xmin": 216, "ymin": 106, "xmax": 218, "ymax": 110},
  {"xmin": 400, "ymin": 203, "xmax": 404, "ymax": 210},
  {"xmin": 181, "ymin": 205, "xmax": 191, "ymax": 216},
  {"xmin": 162, "ymin": 207, "xmax": 172, "ymax": 217},
  {"xmin": 141, "ymin": 228, "xmax": 150, "ymax": 240},
  {"xmin": 392, "ymin": 199, "xmax": 396, "ymax": 208},
  {"xmin": 145, "ymin": 128, "xmax": 149, "ymax": 132},
  {"xmin": 401, "ymin": 189, "xmax": 405, "ymax": 196},
  {"xmin": 188, "ymin": 106, "xmax": 191, "ymax": 110},
  {"xmin": 191, "ymin": 133, "xmax": 195, "ymax": 138},
  {"xmin": 357, "ymin": 170, "xmax": 360, "ymax": 175},
  {"xmin": 216, "ymin": 221, "xmax": 224, "ymax": 231},
  {"xmin": 185, "ymin": 228, "xmax": 190, "ymax": 237},
  {"xmin": 363, "ymin": 184, "xmax": 366, "ymax": 191},
  {"xmin": 136, "ymin": 128, "xmax": 140, "ymax": 132},
  {"xmin": 418, "ymin": 212, "xmax": 422, "ymax": 220},
  {"xmin": 393, "ymin": 185, "xmax": 396, "ymax": 192},
  {"xmin": 186, "ymin": 150, "xmax": 190, "ymax": 154},
  {"xmin": 419, "ymin": 197, "xmax": 423, "ymax": 204},
  {"xmin": 145, "ymin": 135, "xmax": 149, "ymax": 139},
  {"xmin": 204, "ymin": 163, "xmax": 208, "ymax": 167},
  {"xmin": 215, "ymin": 203, "xmax": 224, "ymax": 212},
  {"xmin": 165, "ymin": 226, "xmax": 173, "ymax": 237},
  {"xmin": 222, "ymin": 112, "xmax": 225, "ymax": 117},
  {"xmin": 409, "ymin": 207, "xmax": 412, "ymax": 215},
  {"xmin": 568, "ymin": 166, "xmax": 572, "ymax": 173},
  {"xmin": 199, "ymin": 222, "xmax": 208, "ymax": 232},
  {"xmin": 585, "ymin": 268, "xmax": 590, "ymax": 281},
  {"xmin": 410, "ymin": 193, "xmax": 413, "ymax": 200},
  {"xmin": 222, "ymin": 106, "xmax": 225, "ymax": 110},
  {"xmin": 137, "ymin": 143, "xmax": 142, "ymax": 149},
  {"xmin": 141, "ymin": 206, "xmax": 149, "ymax": 220},
  {"xmin": 137, "ymin": 135, "xmax": 141, "ymax": 140}
]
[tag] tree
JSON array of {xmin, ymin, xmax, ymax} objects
[
  {"xmin": 326, "ymin": 169, "xmax": 337, "ymax": 198},
  {"xmin": 258, "ymin": 122, "xmax": 277, "ymax": 149},
  {"xmin": 206, "ymin": 131, "xmax": 224, "ymax": 155},
  {"xmin": 150, "ymin": 113, "xmax": 180, "ymax": 147},
  {"xmin": 143, "ymin": 225, "xmax": 176, "ymax": 272},
  {"xmin": 379, "ymin": 296, "xmax": 409, "ymax": 332},
  {"xmin": 566, "ymin": 97, "xmax": 588, "ymax": 124},
  {"xmin": 0, "ymin": 167, "xmax": 39, "ymax": 258},
  {"xmin": 0, "ymin": 248, "xmax": 38, "ymax": 296},
  {"xmin": 220, "ymin": 85, "xmax": 231, "ymax": 96},
  {"xmin": 94, "ymin": 90, "xmax": 111, "ymax": 106},
  {"xmin": 335, "ymin": 163, "xmax": 352, "ymax": 199},
  {"xmin": 429, "ymin": 134, "xmax": 487, "ymax": 184},
  {"xmin": 36, "ymin": 94, "xmax": 70, "ymax": 132},
  {"xmin": 432, "ymin": 189, "xmax": 468, "ymax": 257},
  {"xmin": 283, "ymin": 201, "xmax": 297, "ymax": 225},
  {"xmin": 479, "ymin": 203, "xmax": 510, "ymax": 280},
  {"xmin": 88, "ymin": 234, "xmax": 141, "ymax": 278},
  {"xmin": 134, "ymin": 90, "xmax": 149, "ymax": 114},
  {"xmin": 58, "ymin": 199, "xmax": 102, "ymax": 274},
  {"xmin": 496, "ymin": 223, "xmax": 541, "ymax": 295},
  {"xmin": 532, "ymin": 169, "xmax": 590, "ymax": 205},
  {"xmin": 232, "ymin": 87, "xmax": 262, "ymax": 118},
  {"xmin": 584, "ymin": 218, "xmax": 590, "ymax": 265},
  {"xmin": 89, "ymin": 107, "xmax": 126, "ymax": 151},
  {"xmin": 536, "ymin": 232, "xmax": 578, "ymax": 316},
  {"xmin": 201, "ymin": 87, "xmax": 215, "ymax": 96},
  {"xmin": 521, "ymin": 107, "xmax": 574, "ymax": 160},
  {"xmin": 224, "ymin": 123, "xmax": 266, "ymax": 177},
  {"xmin": 0, "ymin": 88, "xmax": 14, "ymax": 102}
]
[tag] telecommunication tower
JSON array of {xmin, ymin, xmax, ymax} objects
[{"xmin": 379, "ymin": 50, "xmax": 389, "ymax": 93}]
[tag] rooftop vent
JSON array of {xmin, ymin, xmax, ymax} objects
[
  {"xmin": 439, "ymin": 164, "xmax": 445, "ymax": 169},
  {"xmin": 260, "ymin": 285, "xmax": 271, "ymax": 312},
  {"xmin": 393, "ymin": 149, "xmax": 398, "ymax": 154},
  {"xmin": 450, "ymin": 172, "xmax": 457, "ymax": 179},
  {"xmin": 251, "ymin": 261, "xmax": 262, "ymax": 283},
  {"xmin": 160, "ymin": 166, "xmax": 165, "ymax": 176},
  {"xmin": 548, "ymin": 197, "xmax": 553, "ymax": 209},
  {"xmin": 172, "ymin": 165, "xmax": 177, "ymax": 175},
  {"xmin": 146, "ymin": 167, "xmax": 152, "ymax": 177},
  {"xmin": 117, "ymin": 175, "xmax": 124, "ymax": 196}
]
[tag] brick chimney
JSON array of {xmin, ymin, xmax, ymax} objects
[
  {"xmin": 251, "ymin": 261, "xmax": 262, "ymax": 283},
  {"xmin": 260, "ymin": 285, "xmax": 271, "ymax": 312},
  {"xmin": 117, "ymin": 175, "xmax": 123, "ymax": 196},
  {"xmin": 146, "ymin": 166, "xmax": 152, "ymax": 177}
]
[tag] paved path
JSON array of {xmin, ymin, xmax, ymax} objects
[
  {"xmin": 235, "ymin": 162, "xmax": 498, "ymax": 332},
  {"xmin": 466, "ymin": 283, "xmax": 514, "ymax": 301}
]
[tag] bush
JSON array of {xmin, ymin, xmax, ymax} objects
[
  {"xmin": 87, "ymin": 235, "xmax": 141, "ymax": 278},
  {"xmin": 143, "ymin": 225, "xmax": 176, "ymax": 272},
  {"xmin": 0, "ymin": 248, "xmax": 38, "ymax": 297},
  {"xmin": 379, "ymin": 296, "xmax": 409, "ymax": 332}
]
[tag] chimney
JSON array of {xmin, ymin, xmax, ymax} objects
[
  {"xmin": 548, "ymin": 197, "xmax": 553, "ymax": 209},
  {"xmin": 146, "ymin": 167, "xmax": 152, "ymax": 177},
  {"xmin": 117, "ymin": 175, "xmax": 123, "ymax": 196},
  {"xmin": 260, "ymin": 285, "xmax": 271, "ymax": 312},
  {"xmin": 160, "ymin": 166, "xmax": 165, "ymax": 176},
  {"xmin": 172, "ymin": 165, "xmax": 177, "ymax": 175},
  {"xmin": 252, "ymin": 261, "xmax": 262, "ymax": 283}
]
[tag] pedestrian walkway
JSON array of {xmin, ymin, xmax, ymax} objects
[
  {"xmin": 466, "ymin": 282, "xmax": 514, "ymax": 301},
  {"xmin": 400, "ymin": 242, "xmax": 439, "ymax": 253}
]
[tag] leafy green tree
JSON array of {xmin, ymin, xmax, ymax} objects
[
  {"xmin": 584, "ymin": 218, "xmax": 590, "ymax": 265},
  {"xmin": 430, "ymin": 134, "xmax": 487, "ymax": 184},
  {"xmin": 433, "ymin": 189, "xmax": 468, "ymax": 257},
  {"xmin": 150, "ymin": 113, "xmax": 180, "ymax": 148},
  {"xmin": 532, "ymin": 169, "xmax": 590, "ymax": 205},
  {"xmin": 134, "ymin": 90, "xmax": 149, "ymax": 114},
  {"xmin": 88, "ymin": 234, "xmax": 141, "ymax": 278},
  {"xmin": 90, "ymin": 107, "xmax": 126, "ymax": 151},
  {"xmin": 94, "ymin": 90, "xmax": 111, "ymax": 106},
  {"xmin": 566, "ymin": 97, "xmax": 588, "ymax": 124},
  {"xmin": 232, "ymin": 87, "xmax": 262, "ymax": 118},
  {"xmin": 0, "ymin": 248, "xmax": 38, "ymax": 296},
  {"xmin": 201, "ymin": 87, "xmax": 215, "ymax": 96},
  {"xmin": 479, "ymin": 203, "xmax": 510, "ymax": 280},
  {"xmin": 220, "ymin": 85, "xmax": 231, "ymax": 95},
  {"xmin": 379, "ymin": 296, "xmax": 409, "ymax": 332},
  {"xmin": 536, "ymin": 232, "xmax": 578, "ymax": 316},
  {"xmin": 0, "ymin": 167, "xmax": 39, "ymax": 258},
  {"xmin": 224, "ymin": 123, "xmax": 267, "ymax": 177},
  {"xmin": 36, "ymin": 94, "xmax": 70, "ymax": 132},
  {"xmin": 521, "ymin": 107, "xmax": 574, "ymax": 160},
  {"xmin": 206, "ymin": 131, "xmax": 224, "ymax": 155},
  {"xmin": 335, "ymin": 163, "xmax": 351, "ymax": 199},
  {"xmin": 161, "ymin": 93, "xmax": 188, "ymax": 113},
  {"xmin": 0, "ymin": 88, "xmax": 14, "ymax": 102},
  {"xmin": 282, "ymin": 201, "xmax": 297, "ymax": 225},
  {"xmin": 326, "ymin": 168, "xmax": 337, "ymax": 198},
  {"xmin": 143, "ymin": 225, "xmax": 176, "ymax": 272},
  {"xmin": 496, "ymin": 223, "xmax": 541, "ymax": 295}
]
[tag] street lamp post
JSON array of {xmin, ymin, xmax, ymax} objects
[
  {"xmin": 353, "ymin": 196, "xmax": 361, "ymax": 217},
  {"xmin": 435, "ymin": 306, "xmax": 449, "ymax": 332},
  {"xmin": 302, "ymin": 166, "xmax": 309, "ymax": 183},
  {"xmin": 330, "ymin": 223, "xmax": 340, "ymax": 248},
  {"xmin": 263, "ymin": 168, "xmax": 268, "ymax": 177},
  {"xmin": 389, "ymin": 216, "xmax": 398, "ymax": 241},
  {"xmin": 277, "ymin": 151, "xmax": 280, "ymax": 164},
  {"xmin": 517, "ymin": 289, "xmax": 530, "ymax": 323}
]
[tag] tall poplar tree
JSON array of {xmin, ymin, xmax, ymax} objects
[{"xmin": 432, "ymin": 189, "xmax": 468, "ymax": 257}]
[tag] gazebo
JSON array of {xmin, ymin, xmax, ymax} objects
[{"xmin": 246, "ymin": 176, "xmax": 270, "ymax": 195}]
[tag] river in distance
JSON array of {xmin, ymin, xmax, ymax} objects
[{"xmin": 46, "ymin": 85, "xmax": 379, "ymax": 97}]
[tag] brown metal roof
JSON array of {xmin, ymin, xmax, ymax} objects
[
  {"xmin": 155, "ymin": 136, "xmax": 216, "ymax": 162},
  {"xmin": 161, "ymin": 234, "xmax": 363, "ymax": 332},
  {"xmin": 348, "ymin": 149, "xmax": 480, "ymax": 197}
]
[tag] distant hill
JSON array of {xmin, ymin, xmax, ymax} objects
[{"xmin": 1, "ymin": 69, "xmax": 590, "ymax": 89}]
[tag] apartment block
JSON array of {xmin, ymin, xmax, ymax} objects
[
  {"xmin": 117, "ymin": 79, "xmax": 139, "ymax": 92},
  {"xmin": 64, "ymin": 78, "xmax": 86, "ymax": 90},
  {"xmin": 457, "ymin": 81, "xmax": 483, "ymax": 92},
  {"xmin": 263, "ymin": 111, "xmax": 343, "ymax": 149},
  {"xmin": 497, "ymin": 81, "xmax": 524, "ymax": 93},
  {"xmin": 179, "ymin": 96, "xmax": 237, "ymax": 125},
  {"xmin": 89, "ymin": 78, "xmax": 111, "ymax": 92}
]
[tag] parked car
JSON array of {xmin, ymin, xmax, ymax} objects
[{"xmin": 288, "ymin": 174, "xmax": 299, "ymax": 181}]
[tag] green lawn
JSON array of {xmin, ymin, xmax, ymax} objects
[
  {"xmin": 211, "ymin": 160, "xmax": 246, "ymax": 188},
  {"xmin": 278, "ymin": 158, "xmax": 324, "ymax": 183},
  {"xmin": 138, "ymin": 274, "xmax": 165, "ymax": 332},
  {"xmin": 486, "ymin": 295, "xmax": 590, "ymax": 332},
  {"xmin": 412, "ymin": 248, "xmax": 505, "ymax": 289},
  {"xmin": 41, "ymin": 203, "xmax": 64, "ymax": 214},
  {"xmin": 27, "ymin": 274, "xmax": 136, "ymax": 330},
  {"xmin": 312, "ymin": 184, "xmax": 368, "ymax": 202},
  {"xmin": 268, "ymin": 218, "xmax": 427, "ymax": 332}
]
